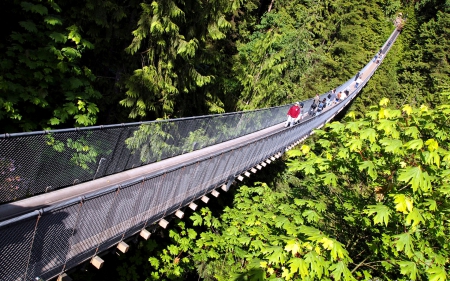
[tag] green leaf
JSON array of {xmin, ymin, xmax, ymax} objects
[
  {"xmin": 44, "ymin": 16, "xmax": 62, "ymax": 25},
  {"xmin": 404, "ymin": 139, "xmax": 423, "ymax": 151},
  {"xmin": 238, "ymin": 236, "xmax": 252, "ymax": 246},
  {"xmin": 359, "ymin": 128, "xmax": 377, "ymax": 143},
  {"xmin": 427, "ymin": 266, "xmax": 447, "ymax": 281},
  {"xmin": 365, "ymin": 204, "xmax": 391, "ymax": 226},
  {"xmin": 405, "ymin": 208, "xmax": 425, "ymax": 227},
  {"xmin": 288, "ymin": 258, "xmax": 308, "ymax": 277},
  {"xmin": 379, "ymin": 98, "xmax": 390, "ymax": 106},
  {"xmin": 321, "ymin": 172, "xmax": 338, "ymax": 187},
  {"xmin": 329, "ymin": 261, "xmax": 355, "ymax": 281},
  {"xmin": 392, "ymin": 233, "xmax": 414, "ymax": 258},
  {"xmin": 264, "ymin": 246, "xmax": 286, "ymax": 264},
  {"xmin": 393, "ymin": 194, "xmax": 413, "ymax": 214},
  {"xmin": 49, "ymin": 32, "xmax": 67, "ymax": 43},
  {"xmin": 74, "ymin": 114, "xmax": 91, "ymax": 126},
  {"xmin": 423, "ymin": 199, "xmax": 437, "ymax": 211},
  {"xmin": 425, "ymin": 138, "xmax": 439, "ymax": 151},
  {"xmin": 284, "ymin": 239, "xmax": 301, "ymax": 256},
  {"xmin": 187, "ymin": 228, "xmax": 197, "ymax": 240},
  {"xmin": 302, "ymin": 210, "xmax": 320, "ymax": 223},
  {"xmin": 19, "ymin": 21, "xmax": 38, "ymax": 33},
  {"xmin": 49, "ymin": 117, "xmax": 60, "ymax": 125},
  {"xmin": 21, "ymin": 2, "xmax": 48, "ymax": 15},
  {"xmin": 398, "ymin": 166, "xmax": 431, "ymax": 192},
  {"xmin": 398, "ymin": 261, "xmax": 418, "ymax": 281},
  {"xmin": 190, "ymin": 212, "xmax": 203, "ymax": 226},
  {"xmin": 358, "ymin": 161, "xmax": 377, "ymax": 180},
  {"xmin": 347, "ymin": 138, "xmax": 363, "ymax": 152},
  {"xmin": 404, "ymin": 126, "xmax": 420, "ymax": 139},
  {"xmin": 380, "ymin": 138, "xmax": 403, "ymax": 154}
]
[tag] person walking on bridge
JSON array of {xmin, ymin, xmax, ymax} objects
[{"xmin": 285, "ymin": 102, "xmax": 302, "ymax": 127}]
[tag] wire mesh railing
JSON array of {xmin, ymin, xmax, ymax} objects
[
  {"xmin": 0, "ymin": 28, "xmax": 401, "ymax": 281},
  {"xmin": 0, "ymin": 104, "xmax": 293, "ymax": 203}
]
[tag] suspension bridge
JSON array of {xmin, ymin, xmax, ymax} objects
[{"xmin": 0, "ymin": 29, "xmax": 400, "ymax": 281}]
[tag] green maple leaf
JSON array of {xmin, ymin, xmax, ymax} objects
[
  {"xmin": 404, "ymin": 139, "xmax": 423, "ymax": 151},
  {"xmin": 190, "ymin": 212, "xmax": 203, "ymax": 226},
  {"xmin": 392, "ymin": 233, "xmax": 414, "ymax": 258},
  {"xmin": 299, "ymin": 226, "xmax": 323, "ymax": 241},
  {"xmin": 398, "ymin": 166, "xmax": 431, "ymax": 192},
  {"xmin": 404, "ymin": 126, "xmax": 420, "ymax": 138},
  {"xmin": 329, "ymin": 261, "xmax": 355, "ymax": 281},
  {"xmin": 288, "ymin": 258, "xmax": 308, "ymax": 277},
  {"xmin": 265, "ymin": 246, "xmax": 286, "ymax": 264},
  {"xmin": 250, "ymin": 239, "xmax": 265, "ymax": 250},
  {"xmin": 427, "ymin": 266, "xmax": 447, "ymax": 281},
  {"xmin": 283, "ymin": 222, "xmax": 301, "ymax": 236},
  {"xmin": 405, "ymin": 208, "xmax": 425, "ymax": 227},
  {"xmin": 321, "ymin": 172, "xmax": 338, "ymax": 187},
  {"xmin": 345, "ymin": 121, "xmax": 362, "ymax": 132},
  {"xmin": 238, "ymin": 236, "xmax": 252, "ymax": 246},
  {"xmin": 423, "ymin": 199, "xmax": 437, "ymax": 211},
  {"xmin": 275, "ymin": 216, "xmax": 290, "ymax": 228},
  {"xmin": 398, "ymin": 261, "xmax": 418, "ymax": 281},
  {"xmin": 365, "ymin": 204, "xmax": 391, "ymax": 226},
  {"xmin": 302, "ymin": 210, "xmax": 320, "ymax": 223},
  {"xmin": 284, "ymin": 239, "xmax": 301, "ymax": 256},
  {"xmin": 380, "ymin": 138, "xmax": 403, "ymax": 154},
  {"xmin": 425, "ymin": 138, "xmax": 439, "ymax": 151},
  {"xmin": 392, "ymin": 194, "xmax": 413, "ymax": 214},
  {"xmin": 329, "ymin": 239, "xmax": 350, "ymax": 262},
  {"xmin": 359, "ymin": 128, "xmax": 377, "ymax": 143},
  {"xmin": 347, "ymin": 138, "xmax": 363, "ymax": 152},
  {"xmin": 359, "ymin": 161, "xmax": 377, "ymax": 180},
  {"xmin": 187, "ymin": 228, "xmax": 197, "ymax": 240}
]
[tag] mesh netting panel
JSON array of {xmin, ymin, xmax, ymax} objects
[
  {"xmin": 101, "ymin": 182, "xmax": 142, "ymax": 243},
  {"xmin": 0, "ymin": 214, "xmax": 38, "ymax": 281},
  {"xmin": 64, "ymin": 190, "xmax": 116, "ymax": 269},
  {"xmin": 27, "ymin": 204, "xmax": 79, "ymax": 280},
  {"xmin": 0, "ymin": 105, "xmax": 290, "ymax": 203},
  {"xmin": 135, "ymin": 176, "xmax": 166, "ymax": 228}
]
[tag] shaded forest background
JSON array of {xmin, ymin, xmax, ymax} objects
[{"xmin": 1, "ymin": 0, "xmax": 448, "ymax": 133}]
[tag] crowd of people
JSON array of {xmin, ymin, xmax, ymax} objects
[
  {"xmin": 283, "ymin": 12, "xmax": 398, "ymax": 128},
  {"xmin": 284, "ymin": 86, "xmax": 351, "ymax": 127},
  {"xmin": 284, "ymin": 73, "xmax": 364, "ymax": 127}
]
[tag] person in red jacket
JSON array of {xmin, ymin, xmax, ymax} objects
[{"xmin": 285, "ymin": 102, "xmax": 302, "ymax": 127}]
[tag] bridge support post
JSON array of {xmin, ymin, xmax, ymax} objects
[
  {"xmin": 221, "ymin": 184, "xmax": 228, "ymax": 192},
  {"xmin": 189, "ymin": 202, "xmax": 198, "ymax": 210},
  {"xmin": 57, "ymin": 273, "xmax": 72, "ymax": 281},
  {"xmin": 159, "ymin": 219, "xmax": 169, "ymax": 229},
  {"xmin": 175, "ymin": 210, "xmax": 184, "ymax": 219},
  {"xmin": 211, "ymin": 190, "xmax": 220, "ymax": 197},
  {"xmin": 140, "ymin": 229, "xmax": 151, "ymax": 240},
  {"xmin": 91, "ymin": 256, "xmax": 104, "ymax": 269},
  {"xmin": 117, "ymin": 241, "xmax": 129, "ymax": 253}
]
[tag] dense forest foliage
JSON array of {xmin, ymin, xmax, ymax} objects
[
  {"xmin": 99, "ymin": 97, "xmax": 449, "ymax": 281},
  {"xmin": 1, "ymin": 0, "xmax": 448, "ymax": 132},
  {"xmin": 1, "ymin": 0, "xmax": 449, "ymax": 280}
]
